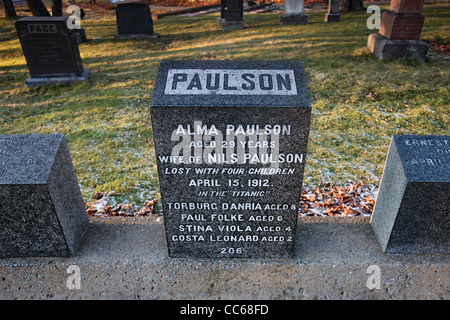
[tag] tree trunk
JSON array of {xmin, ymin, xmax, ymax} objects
[
  {"xmin": 25, "ymin": 0, "xmax": 51, "ymax": 16},
  {"xmin": 1, "ymin": 0, "xmax": 17, "ymax": 17},
  {"xmin": 51, "ymin": 0, "xmax": 63, "ymax": 16}
]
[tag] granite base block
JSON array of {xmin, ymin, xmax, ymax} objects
[
  {"xmin": 0, "ymin": 134, "xmax": 89, "ymax": 258},
  {"xmin": 367, "ymin": 33, "xmax": 428, "ymax": 61},
  {"xmin": 114, "ymin": 33, "xmax": 159, "ymax": 40},
  {"xmin": 325, "ymin": 13, "xmax": 340, "ymax": 22},
  {"xmin": 24, "ymin": 70, "xmax": 91, "ymax": 88},
  {"xmin": 280, "ymin": 14, "xmax": 308, "ymax": 25},
  {"xmin": 370, "ymin": 135, "xmax": 450, "ymax": 254},
  {"xmin": 221, "ymin": 20, "xmax": 245, "ymax": 31}
]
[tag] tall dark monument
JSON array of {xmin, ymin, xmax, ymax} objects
[
  {"xmin": 368, "ymin": 0, "xmax": 428, "ymax": 61},
  {"xmin": 150, "ymin": 60, "xmax": 312, "ymax": 258}
]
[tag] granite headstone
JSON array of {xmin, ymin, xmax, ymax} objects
[
  {"xmin": 15, "ymin": 17, "xmax": 91, "ymax": 88},
  {"xmin": 219, "ymin": 0, "xmax": 245, "ymax": 31},
  {"xmin": 0, "ymin": 134, "xmax": 89, "ymax": 258},
  {"xmin": 371, "ymin": 135, "xmax": 450, "ymax": 254},
  {"xmin": 150, "ymin": 60, "xmax": 311, "ymax": 258},
  {"xmin": 325, "ymin": 0, "xmax": 340, "ymax": 22},
  {"xmin": 280, "ymin": 0, "xmax": 308, "ymax": 25},
  {"xmin": 114, "ymin": 2, "xmax": 158, "ymax": 39},
  {"xmin": 367, "ymin": 0, "xmax": 428, "ymax": 61}
]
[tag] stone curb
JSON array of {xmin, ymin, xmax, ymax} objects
[{"xmin": 0, "ymin": 217, "xmax": 448, "ymax": 300}]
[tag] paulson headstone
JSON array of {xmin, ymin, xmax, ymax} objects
[
  {"xmin": 325, "ymin": 0, "xmax": 340, "ymax": 22},
  {"xmin": 0, "ymin": 134, "xmax": 89, "ymax": 258},
  {"xmin": 114, "ymin": 2, "xmax": 158, "ymax": 39},
  {"xmin": 371, "ymin": 135, "xmax": 450, "ymax": 254},
  {"xmin": 15, "ymin": 17, "xmax": 91, "ymax": 88},
  {"xmin": 150, "ymin": 60, "xmax": 311, "ymax": 258}
]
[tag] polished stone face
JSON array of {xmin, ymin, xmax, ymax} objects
[
  {"xmin": 115, "ymin": 2, "xmax": 154, "ymax": 35},
  {"xmin": 0, "ymin": 134, "xmax": 89, "ymax": 258},
  {"xmin": 15, "ymin": 17, "xmax": 84, "ymax": 78},
  {"xmin": 371, "ymin": 135, "xmax": 450, "ymax": 254},
  {"xmin": 150, "ymin": 60, "xmax": 311, "ymax": 258}
]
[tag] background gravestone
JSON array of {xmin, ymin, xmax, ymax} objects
[
  {"xmin": 219, "ymin": 0, "xmax": 245, "ymax": 31},
  {"xmin": 15, "ymin": 17, "xmax": 91, "ymax": 88},
  {"xmin": 150, "ymin": 60, "xmax": 311, "ymax": 258},
  {"xmin": 0, "ymin": 134, "xmax": 89, "ymax": 258},
  {"xmin": 340, "ymin": 0, "xmax": 364, "ymax": 11},
  {"xmin": 367, "ymin": 0, "xmax": 428, "ymax": 61},
  {"xmin": 325, "ymin": 0, "xmax": 340, "ymax": 22},
  {"xmin": 114, "ymin": 2, "xmax": 158, "ymax": 39},
  {"xmin": 280, "ymin": 0, "xmax": 308, "ymax": 25},
  {"xmin": 371, "ymin": 135, "xmax": 449, "ymax": 254}
]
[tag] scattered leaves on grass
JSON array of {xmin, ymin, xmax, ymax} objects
[
  {"xmin": 299, "ymin": 182, "xmax": 377, "ymax": 217},
  {"xmin": 427, "ymin": 39, "xmax": 450, "ymax": 55},
  {"xmin": 87, "ymin": 182, "xmax": 377, "ymax": 218},
  {"xmin": 86, "ymin": 192, "xmax": 158, "ymax": 217}
]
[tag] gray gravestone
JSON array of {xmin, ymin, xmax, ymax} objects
[
  {"xmin": 280, "ymin": 0, "xmax": 308, "ymax": 25},
  {"xmin": 15, "ymin": 17, "xmax": 91, "ymax": 88},
  {"xmin": 150, "ymin": 60, "xmax": 311, "ymax": 258},
  {"xmin": 0, "ymin": 134, "xmax": 89, "ymax": 258},
  {"xmin": 325, "ymin": 0, "xmax": 340, "ymax": 22},
  {"xmin": 114, "ymin": 2, "xmax": 158, "ymax": 39},
  {"xmin": 371, "ymin": 135, "xmax": 450, "ymax": 254}
]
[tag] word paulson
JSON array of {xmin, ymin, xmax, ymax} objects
[
  {"xmin": 27, "ymin": 24, "xmax": 57, "ymax": 34},
  {"xmin": 165, "ymin": 69, "xmax": 298, "ymax": 95}
]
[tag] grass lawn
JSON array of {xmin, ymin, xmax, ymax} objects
[{"xmin": 0, "ymin": 3, "xmax": 449, "ymax": 213}]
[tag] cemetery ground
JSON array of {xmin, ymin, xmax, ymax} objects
[{"xmin": 0, "ymin": 2, "xmax": 449, "ymax": 218}]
